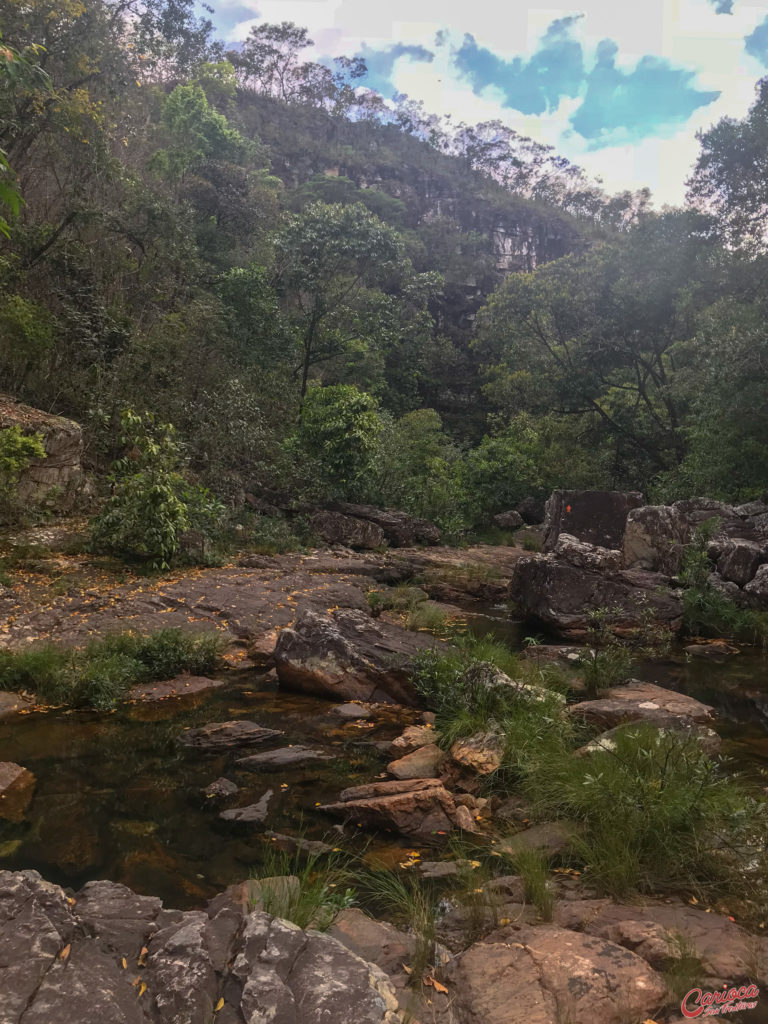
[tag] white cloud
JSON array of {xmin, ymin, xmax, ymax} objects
[{"xmin": 214, "ymin": 0, "xmax": 768, "ymax": 203}]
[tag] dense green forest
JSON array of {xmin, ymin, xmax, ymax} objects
[{"xmin": 2, "ymin": 0, "xmax": 768, "ymax": 551}]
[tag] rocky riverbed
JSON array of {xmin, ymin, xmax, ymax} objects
[{"xmin": 1, "ymin": 519, "xmax": 768, "ymax": 1023}]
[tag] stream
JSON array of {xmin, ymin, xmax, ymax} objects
[{"xmin": 0, "ymin": 609, "xmax": 767, "ymax": 910}]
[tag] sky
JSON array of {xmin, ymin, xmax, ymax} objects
[{"xmin": 204, "ymin": 0, "xmax": 768, "ymax": 205}]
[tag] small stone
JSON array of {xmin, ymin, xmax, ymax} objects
[
  {"xmin": 387, "ymin": 743, "xmax": 444, "ymax": 780},
  {"xmin": 203, "ymin": 778, "xmax": 239, "ymax": 800}
]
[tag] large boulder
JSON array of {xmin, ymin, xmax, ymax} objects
[
  {"xmin": 744, "ymin": 564, "xmax": 768, "ymax": 602},
  {"xmin": 310, "ymin": 511, "xmax": 386, "ymax": 550},
  {"xmin": 330, "ymin": 502, "xmax": 440, "ymax": 546},
  {"xmin": 274, "ymin": 606, "xmax": 435, "ymax": 704},
  {"xmin": 622, "ymin": 504, "xmax": 690, "ymax": 573},
  {"xmin": 0, "ymin": 870, "xmax": 400, "ymax": 1024},
  {"xmin": 493, "ymin": 510, "xmax": 523, "ymax": 530},
  {"xmin": 0, "ymin": 395, "xmax": 84, "ymax": 507},
  {"xmin": 444, "ymin": 926, "xmax": 667, "ymax": 1024},
  {"xmin": 516, "ymin": 496, "xmax": 546, "ymax": 524},
  {"xmin": 319, "ymin": 778, "xmax": 480, "ymax": 843},
  {"xmin": 543, "ymin": 490, "xmax": 643, "ymax": 552},
  {"xmin": 716, "ymin": 538, "xmax": 765, "ymax": 587},
  {"xmin": 509, "ymin": 555, "xmax": 683, "ymax": 634}
]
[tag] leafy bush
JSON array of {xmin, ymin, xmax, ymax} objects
[
  {"xmin": 0, "ymin": 628, "xmax": 225, "ymax": 709},
  {"xmin": 90, "ymin": 410, "xmax": 224, "ymax": 569},
  {"xmin": 580, "ymin": 608, "xmax": 634, "ymax": 697},
  {"xmin": 523, "ymin": 724, "xmax": 768, "ymax": 902},
  {"xmin": 0, "ymin": 424, "xmax": 46, "ymax": 524}
]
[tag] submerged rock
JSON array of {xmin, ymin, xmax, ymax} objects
[
  {"xmin": 236, "ymin": 745, "xmax": 334, "ymax": 770},
  {"xmin": 0, "ymin": 762, "xmax": 35, "ymax": 822},
  {"xmin": 179, "ymin": 720, "xmax": 282, "ymax": 751},
  {"xmin": 219, "ymin": 790, "xmax": 273, "ymax": 823}
]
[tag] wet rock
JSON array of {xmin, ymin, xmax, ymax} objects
[
  {"xmin": 570, "ymin": 681, "xmax": 713, "ymax": 729},
  {"xmin": 388, "ymin": 724, "xmax": 437, "ymax": 756},
  {"xmin": 447, "ymin": 926, "xmax": 667, "ymax": 1024},
  {"xmin": 0, "ymin": 761, "xmax": 35, "ymax": 822},
  {"xmin": 237, "ymin": 745, "xmax": 334, "ymax": 770},
  {"xmin": 329, "ymin": 702, "xmax": 373, "ymax": 720},
  {"xmin": 320, "ymin": 778, "xmax": 480, "ymax": 843},
  {"xmin": 179, "ymin": 720, "xmax": 282, "ymax": 751},
  {"xmin": 521, "ymin": 645, "xmax": 586, "ymax": 666},
  {"xmin": 128, "ymin": 675, "xmax": 226, "ymax": 702},
  {"xmin": 684, "ymin": 640, "xmax": 739, "ymax": 659},
  {"xmin": 311, "ymin": 511, "xmax": 386, "ymax": 550},
  {"xmin": 330, "ymin": 501, "xmax": 440, "ymax": 546},
  {"xmin": 450, "ymin": 731, "xmax": 505, "ymax": 775},
  {"xmin": 493, "ymin": 510, "xmax": 524, "ymax": 530},
  {"xmin": 219, "ymin": 790, "xmax": 273, "ymax": 824},
  {"xmin": 552, "ymin": 534, "xmax": 623, "ymax": 572},
  {"xmin": 387, "ymin": 743, "xmax": 444, "ymax": 780},
  {"xmin": 623, "ymin": 504, "xmax": 690, "ymax": 573},
  {"xmin": 509, "ymin": 556, "xmax": 683, "ymax": 634},
  {"xmin": 717, "ymin": 538, "xmax": 765, "ymax": 586},
  {"xmin": 263, "ymin": 832, "xmax": 335, "ymax": 856},
  {"xmin": 274, "ymin": 606, "xmax": 435, "ymax": 704},
  {"xmin": 202, "ymin": 778, "xmax": 239, "ymax": 800},
  {"xmin": 543, "ymin": 490, "xmax": 644, "ymax": 552}
]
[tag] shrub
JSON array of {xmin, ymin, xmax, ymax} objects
[
  {"xmin": 522, "ymin": 723, "xmax": 768, "ymax": 903},
  {"xmin": 580, "ymin": 607, "xmax": 634, "ymax": 697},
  {"xmin": 90, "ymin": 409, "xmax": 224, "ymax": 569},
  {"xmin": 0, "ymin": 628, "xmax": 225, "ymax": 709},
  {"xmin": 0, "ymin": 425, "xmax": 46, "ymax": 524}
]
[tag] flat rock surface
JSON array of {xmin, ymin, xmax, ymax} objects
[
  {"xmin": 179, "ymin": 720, "xmax": 282, "ymax": 750},
  {"xmin": 0, "ymin": 870, "xmax": 400, "ymax": 1024},
  {"xmin": 570, "ymin": 681, "xmax": 713, "ymax": 729},
  {"xmin": 127, "ymin": 675, "xmax": 226, "ymax": 702},
  {"xmin": 219, "ymin": 789, "xmax": 273, "ymax": 823},
  {"xmin": 236, "ymin": 745, "xmax": 334, "ymax": 770}
]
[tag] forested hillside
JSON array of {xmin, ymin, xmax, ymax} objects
[{"xmin": 2, "ymin": 0, "xmax": 768, "ymax": 553}]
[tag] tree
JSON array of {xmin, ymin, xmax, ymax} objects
[
  {"xmin": 475, "ymin": 211, "xmax": 722, "ymax": 483},
  {"xmin": 688, "ymin": 78, "xmax": 768, "ymax": 250},
  {"xmin": 274, "ymin": 201, "xmax": 410, "ymax": 409},
  {"xmin": 296, "ymin": 384, "xmax": 381, "ymax": 498}
]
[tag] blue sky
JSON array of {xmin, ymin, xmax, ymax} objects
[{"xmin": 204, "ymin": 0, "xmax": 768, "ymax": 204}]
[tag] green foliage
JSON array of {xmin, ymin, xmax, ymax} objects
[
  {"xmin": 296, "ymin": 385, "xmax": 381, "ymax": 498},
  {"xmin": 523, "ymin": 724, "xmax": 768, "ymax": 902},
  {"xmin": 0, "ymin": 425, "xmax": 45, "ymax": 524},
  {"xmin": 580, "ymin": 608, "xmax": 634, "ymax": 697},
  {"xmin": 90, "ymin": 410, "xmax": 224, "ymax": 569},
  {"xmin": 250, "ymin": 841, "xmax": 355, "ymax": 930},
  {"xmin": 0, "ymin": 628, "xmax": 224, "ymax": 709},
  {"xmin": 510, "ymin": 848, "xmax": 554, "ymax": 921}
]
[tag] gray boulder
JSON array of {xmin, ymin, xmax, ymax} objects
[
  {"xmin": 552, "ymin": 533, "xmax": 623, "ymax": 572},
  {"xmin": 493, "ymin": 509, "xmax": 524, "ymax": 530},
  {"xmin": 274, "ymin": 605, "xmax": 435, "ymax": 704},
  {"xmin": 622, "ymin": 504, "xmax": 690, "ymax": 573},
  {"xmin": 717, "ymin": 539, "xmax": 765, "ymax": 586},
  {"xmin": 310, "ymin": 511, "xmax": 386, "ymax": 550}
]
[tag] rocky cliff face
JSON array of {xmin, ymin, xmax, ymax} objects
[{"xmin": 0, "ymin": 395, "xmax": 83, "ymax": 508}]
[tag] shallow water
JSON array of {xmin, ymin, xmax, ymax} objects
[
  {"xmin": 1, "ymin": 613, "xmax": 767, "ymax": 917},
  {"xmin": 0, "ymin": 670, "xmax": 420, "ymax": 907}
]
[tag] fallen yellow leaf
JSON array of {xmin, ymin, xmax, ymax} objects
[
  {"xmin": 432, "ymin": 979, "xmax": 449, "ymax": 994},
  {"xmin": 121, "ymin": 957, "xmax": 127, "ymax": 969},
  {"xmin": 59, "ymin": 944, "xmax": 71, "ymax": 960},
  {"xmin": 138, "ymin": 982, "xmax": 147, "ymax": 997},
  {"xmin": 215, "ymin": 997, "xmax": 224, "ymax": 1012}
]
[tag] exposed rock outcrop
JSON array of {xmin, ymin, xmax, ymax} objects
[
  {"xmin": 0, "ymin": 870, "xmax": 400, "ymax": 1024},
  {"xmin": 0, "ymin": 394, "xmax": 84, "ymax": 507},
  {"xmin": 543, "ymin": 489, "xmax": 644, "ymax": 552},
  {"xmin": 330, "ymin": 502, "xmax": 440, "ymax": 546},
  {"xmin": 311, "ymin": 511, "xmax": 386, "ymax": 550}
]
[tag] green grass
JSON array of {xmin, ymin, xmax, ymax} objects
[
  {"xmin": 511, "ymin": 848, "xmax": 554, "ymax": 921},
  {"xmin": 358, "ymin": 870, "xmax": 437, "ymax": 981},
  {"xmin": 0, "ymin": 628, "xmax": 226, "ymax": 709},
  {"xmin": 250, "ymin": 840, "xmax": 355, "ymax": 930},
  {"xmin": 404, "ymin": 601, "xmax": 449, "ymax": 632},
  {"xmin": 521, "ymin": 723, "xmax": 768, "ymax": 904}
]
